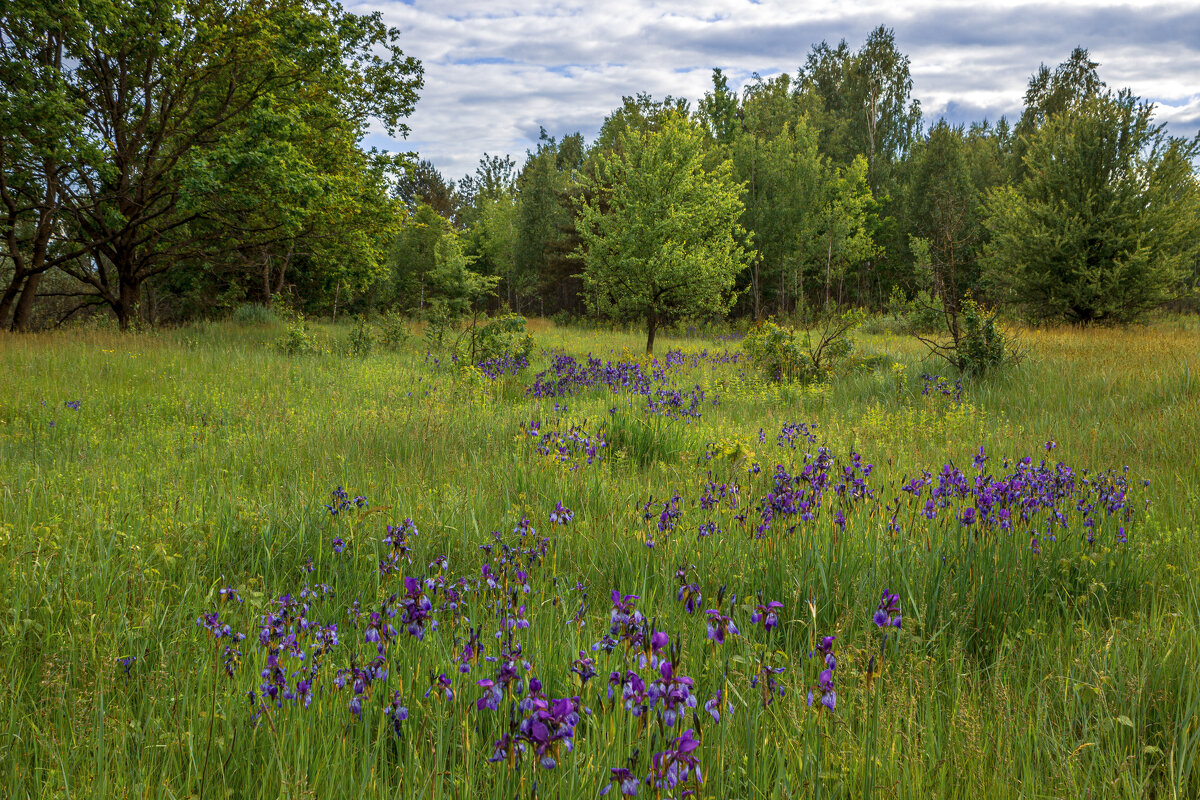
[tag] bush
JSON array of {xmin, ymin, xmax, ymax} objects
[
  {"xmin": 458, "ymin": 313, "xmax": 535, "ymax": 364},
  {"xmin": 268, "ymin": 294, "xmax": 303, "ymax": 324},
  {"xmin": 886, "ymin": 286, "xmax": 944, "ymax": 334},
  {"xmin": 958, "ymin": 299, "xmax": 1007, "ymax": 374},
  {"xmin": 276, "ymin": 315, "xmax": 323, "ymax": 356},
  {"xmin": 911, "ymin": 297, "xmax": 1017, "ymax": 376},
  {"xmin": 346, "ymin": 315, "xmax": 374, "ymax": 358},
  {"xmin": 742, "ymin": 312, "xmax": 864, "ymax": 383},
  {"xmin": 377, "ymin": 309, "xmax": 411, "ymax": 351}
]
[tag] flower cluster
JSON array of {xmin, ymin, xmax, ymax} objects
[
  {"xmin": 921, "ymin": 373, "xmax": 964, "ymax": 403},
  {"xmin": 525, "ymin": 350, "xmax": 731, "ymax": 420},
  {"xmin": 476, "ymin": 354, "xmax": 530, "ymax": 380},
  {"xmin": 528, "ymin": 421, "xmax": 608, "ymax": 469},
  {"xmin": 325, "ymin": 486, "xmax": 368, "ymax": 516},
  {"xmin": 187, "ymin": 432, "xmax": 1145, "ymax": 794},
  {"xmin": 807, "ymin": 636, "xmax": 837, "ymax": 711}
]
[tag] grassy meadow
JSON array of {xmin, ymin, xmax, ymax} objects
[{"xmin": 1, "ymin": 317, "xmax": 1198, "ymax": 799}]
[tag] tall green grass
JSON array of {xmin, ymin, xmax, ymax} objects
[{"xmin": 0, "ymin": 319, "xmax": 1197, "ymax": 798}]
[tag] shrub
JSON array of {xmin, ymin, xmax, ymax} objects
[
  {"xmin": 742, "ymin": 311, "xmax": 864, "ymax": 383},
  {"xmin": 958, "ymin": 299, "xmax": 1007, "ymax": 374},
  {"xmin": 346, "ymin": 315, "xmax": 374, "ymax": 358},
  {"xmin": 377, "ymin": 309, "xmax": 411, "ymax": 351},
  {"xmin": 458, "ymin": 313, "xmax": 535, "ymax": 364},
  {"xmin": 268, "ymin": 294, "xmax": 303, "ymax": 324},
  {"xmin": 912, "ymin": 297, "xmax": 1017, "ymax": 375},
  {"xmin": 276, "ymin": 315, "xmax": 322, "ymax": 355}
]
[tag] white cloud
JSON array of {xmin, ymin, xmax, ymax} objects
[{"xmin": 352, "ymin": 0, "xmax": 1200, "ymax": 178}]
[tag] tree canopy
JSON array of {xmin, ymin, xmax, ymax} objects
[
  {"xmin": 0, "ymin": 0, "xmax": 422, "ymax": 328},
  {"xmin": 983, "ymin": 91, "xmax": 1200, "ymax": 324},
  {"xmin": 3, "ymin": 19, "xmax": 1198, "ymax": 331},
  {"xmin": 575, "ymin": 113, "xmax": 751, "ymax": 352}
]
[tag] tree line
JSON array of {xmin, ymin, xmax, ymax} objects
[
  {"xmin": 1, "ymin": 0, "xmax": 421, "ymax": 330},
  {"xmin": 3, "ymin": 8, "xmax": 1198, "ymax": 335}
]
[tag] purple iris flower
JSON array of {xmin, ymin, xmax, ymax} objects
[
  {"xmin": 599, "ymin": 767, "xmax": 640, "ymax": 796},
  {"xmin": 704, "ymin": 689, "xmax": 732, "ymax": 722},
  {"xmin": 647, "ymin": 660, "xmax": 698, "ymax": 727},
  {"xmin": 475, "ymin": 679, "xmax": 503, "ymax": 711},
  {"xmin": 750, "ymin": 601, "xmax": 783, "ymax": 631},
  {"xmin": 704, "ymin": 609, "xmax": 739, "ymax": 644},
  {"xmin": 549, "ymin": 502, "xmax": 575, "ymax": 526},
  {"xmin": 873, "ymin": 590, "xmax": 901, "ymax": 628},
  {"xmin": 808, "ymin": 668, "xmax": 837, "ymax": 711},
  {"xmin": 648, "ymin": 728, "xmax": 703, "ymax": 790},
  {"xmin": 677, "ymin": 582, "xmax": 703, "ymax": 614}
]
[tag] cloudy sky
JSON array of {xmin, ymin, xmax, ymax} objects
[{"xmin": 349, "ymin": 0, "xmax": 1200, "ymax": 179}]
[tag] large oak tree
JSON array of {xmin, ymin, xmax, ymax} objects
[{"xmin": 1, "ymin": 0, "xmax": 421, "ymax": 328}]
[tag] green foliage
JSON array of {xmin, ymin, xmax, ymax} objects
[
  {"xmin": 376, "ymin": 309, "xmax": 411, "ymax": 351},
  {"xmin": 0, "ymin": 0, "xmax": 422, "ymax": 328},
  {"xmin": 900, "ymin": 122, "xmax": 990, "ymax": 306},
  {"xmin": 390, "ymin": 204, "xmax": 454, "ymax": 311},
  {"xmin": 815, "ymin": 155, "xmax": 880, "ymax": 308},
  {"xmin": 886, "ymin": 286, "xmax": 944, "ymax": 334},
  {"xmin": 742, "ymin": 312, "xmax": 865, "ymax": 383},
  {"xmin": 391, "ymin": 207, "xmax": 500, "ymax": 322},
  {"xmin": 430, "ymin": 235, "xmax": 501, "ymax": 320},
  {"xmin": 800, "ymin": 26, "xmax": 923, "ymax": 189},
  {"xmin": 576, "ymin": 112, "xmax": 752, "ymax": 352},
  {"xmin": 346, "ymin": 315, "xmax": 374, "ymax": 358},
  {"xmin": 983, "ymin": 91, "xmax": 1200, "ymax": 324},
  {"xmin": 458, "ymin": 313, "xmax": 536, "ymax": 364},
  {"xmin": 422, "ymin": 299, "xmax": 454, "ymax": 349},
  {"xmin": 514, "ymin": 130, "xmax": 585, "ymax": 315},
  {"xmin": 957, "ymin": 299, "xmax": 1008, "ymax": 373},
  {"xmin": 726, "ymin": 105, "xmax": 829, "ymax": 316},
  {"xmin": 276, "ymin": 314, "xmax": 323, "ymax": 356},
  {"xmin": 396, "ymin": 159, "xmax": 459, "ymax": 220},
  {"xmin": 912, "ymin": 297, "xmax": 1015, "ymax": 376},
  {"xmin": 471, "ymin": 193, "xmax": 526, "ymax": 305},
  {"xmin": 1013, "ymin": 46, "xmax": 1105, "ymax": 170}
]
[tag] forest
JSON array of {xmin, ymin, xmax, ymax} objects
[{"xmin": 4, "ymin": 3, "xmax": 1198, "ymax": 339}]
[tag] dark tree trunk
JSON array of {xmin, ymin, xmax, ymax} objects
[
  {"xmin": 645, "ymin": 312, "xmax": 658, "ymax": 354},
  {"xmin": 274, "ymin": 247, "xmax": 290, "ymax": 295},
  {"xmin": 0, "ymin": 276, "xmax": 22, "ymax": 329},
  {"xmin": 116, "ymin": 280, "xmax": 141, "ymax": 330},
  {"xmin": 11, "ymin": 271, "xmax": 43, "ymax": 331}
]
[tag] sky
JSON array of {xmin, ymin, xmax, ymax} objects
[{"xmin": 349, "ymin": 0, "xmax": 1200, "ymax": 179}]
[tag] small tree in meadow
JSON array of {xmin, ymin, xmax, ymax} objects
[{"xmin": 575, "ymin": 112, "xmax": 752, "ymax": 353}]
